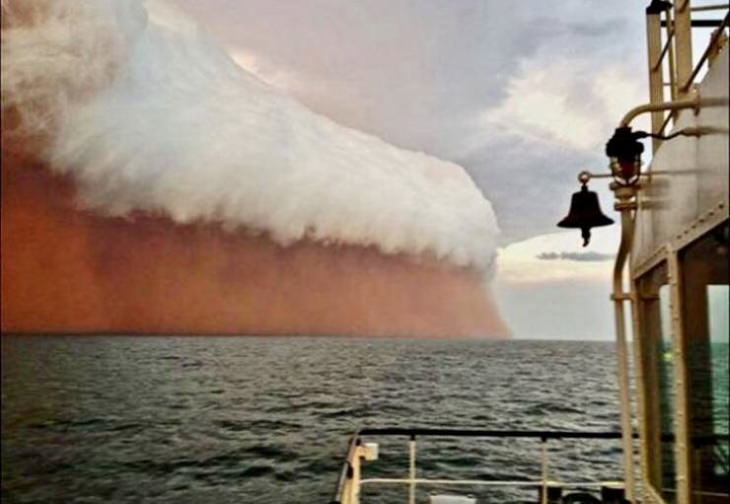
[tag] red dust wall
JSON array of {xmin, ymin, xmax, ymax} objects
[{"xmin": 1, "ymin": 153, "xmax": 508, "ymax": 337}]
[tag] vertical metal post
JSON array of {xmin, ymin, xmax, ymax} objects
[
  {"xmin": 673, "ymin": 0, "xmax": 694, "ymax": 97},
  {"xmin": 611, "ymin": 185, "xmax": 638, "ymax": 502},
  {"xmin": 667, "ymin": 8, "xmax": 678, "ymax": 102},
  {"xmin": 408, "ymin": 436, "xmax": 416, "ymax": 504},
  {"xmin": 646, "ymin": 5, "xmax": 665, "ymax": 152},
  {"xmin": 667, "ymin": 250, "xmax": 692, "ymax": 504},
  {"xmin": 630, "ymin": 280, "xmax": 653, "ymax": 504},
  {"xmin": 540, "ymin": 438, "xmax": 548, "ymax": 504}
]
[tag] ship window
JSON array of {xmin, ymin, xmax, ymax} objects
[
  {"xmin": 679, "ymin": 221, "xmax": 730, "ymax": 503},
  {"xmin": 637, "ymin": 262, "xmax": 676, "ymax": 502}
]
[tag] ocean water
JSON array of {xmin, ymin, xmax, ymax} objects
[{"xmin": 1, "ymin": 337, "xmax": 624, "ymax": 503}]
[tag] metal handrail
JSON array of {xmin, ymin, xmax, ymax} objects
[
  {"xmin": 331, "ymin": 428, "xmax": 634, "ymax": 504},
  {"xmin": 331, "ymin": 428, "xmax": 730, "ymax": 503},
  {"xmin": 661, "ymin": 18, "xmax": 727, "ymax": 27},
  {"xmin": 691, "ymin": 3, "xmax": 730, "ymax": 12},
  {"xmin": 658, "ymin": 108, "xmax": 675, "ymax": 136},
  {"xmin": 652, "ymin": 27, "xmax": 675, "ymax": 72},
  {"xmin": 359, "ymin": 478, "xmax": 616, "ymax": 489},
  {"xmin": 357, "ymin": 427, "xmax": 632, "ymax": 439}
]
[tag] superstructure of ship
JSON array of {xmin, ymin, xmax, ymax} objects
[{"xmin": 332, "ymin": 2, "xmax": 730, "ymax": 503}]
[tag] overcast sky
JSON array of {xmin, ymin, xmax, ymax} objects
[{"xmin": 170, "ymin": 0, "xmax": 659, "ymax": 340}]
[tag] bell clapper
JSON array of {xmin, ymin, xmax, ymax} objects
[{"xmin": 581, "ymin": 227, "xmax": 591, "ymax": 247}]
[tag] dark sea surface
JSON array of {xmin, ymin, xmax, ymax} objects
[{"xmin": 2, "ymin": 337, "xmax": 625, "ymax": 503}]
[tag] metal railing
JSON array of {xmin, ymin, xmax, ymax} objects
[
  {"xmin": 331, "ymin": 428, "xmax": 634, "ymax": 504},
  {"xmin": 645, "ymin": 1, "xmax": 729, "ymax": 151}
]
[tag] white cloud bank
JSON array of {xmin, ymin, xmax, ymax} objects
[{"xmin": 1, "ymin": 0, "xmax": 499, "ymax": 271}]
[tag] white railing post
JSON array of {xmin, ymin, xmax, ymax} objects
[
  {"xmin": 540, "ymin": 438, "xmax": 548, "ymax": 504},
  {"xmin": 342, "ymin": 445, "xmax": 362, "ymax": 504},
  {"xmin": 408, "ymin": 436, "xmax": 417, "ymax": 504}
]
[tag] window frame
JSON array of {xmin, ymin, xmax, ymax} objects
[{"xmin": 633, "ymin": 217, "xmax": 730, "ymax": 504}]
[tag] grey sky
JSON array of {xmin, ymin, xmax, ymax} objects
[{"xmin": 495, "ymin": 279, "xmax": 616, "ymax": 341}]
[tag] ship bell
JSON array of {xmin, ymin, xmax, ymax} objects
[{"xmin": 557, "ymin": 184, "xmax": 614, "ymax": 247}]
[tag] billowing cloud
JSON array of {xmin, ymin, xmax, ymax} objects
[
  {"xmin": 166, "ymin": 0, "xmax": 650, "ymax": 246},
  {"xmin": 2, "ymin": 0, "xmax": 498, "ymax": 271}
]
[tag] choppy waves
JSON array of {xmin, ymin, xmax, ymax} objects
[{"xmin": 1, "ymin": 337, "xmax": 623, "ymax": 503}]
